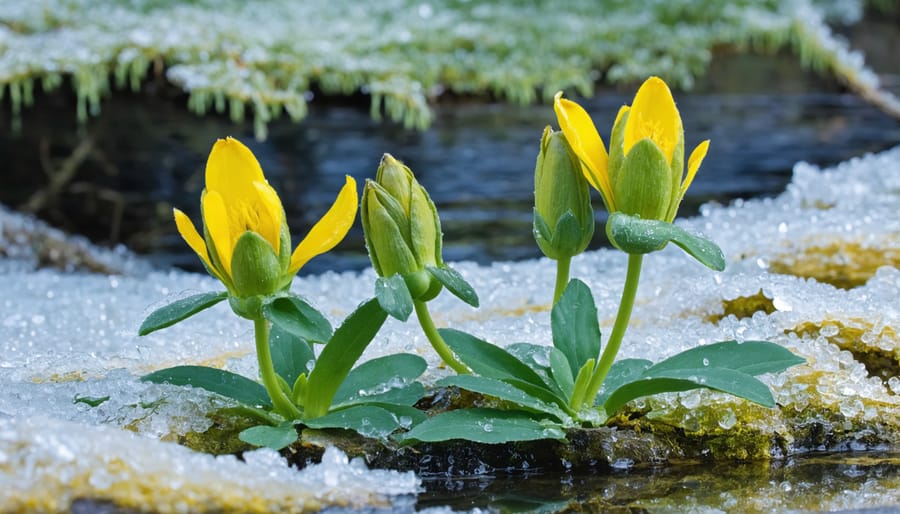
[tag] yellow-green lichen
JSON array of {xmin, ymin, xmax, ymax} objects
[
  {"xmin": 769, "ymin": 240, "xmax": 900, "ymax": 289},
  {"xmin": 708, "ymin": 289, "xmax": 777, "ymax": 323},
  {"xmin": 789, "ymin": 319, "xmax": 899, "ymax": 382}
]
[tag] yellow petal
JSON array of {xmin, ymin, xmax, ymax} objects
[
  {"xmin": 623, "ymin": 77, "xmax": 682, "ymax": 163},
  {"xmin": 205, "ymin": 137, "xmax": 266, "ymax": 200},
  {"xmin": 682, "ymin": 139, "xmax": 710, "ymax": 195},
  {"xmin": 202, "ymin": 190, "xmax": 235, "ymax": 279},
  {"xmin": 289, "ymin": 176, "xmax": 359, "ymax": 274},
  {"xmin": 252, "ymin": 181, "xmax": 284, "ymax": 253},
  {"xmin": 173, "ymin": 208, "xmax": 220, "ymax": 278},
  {"xmin": 553, "ymin": 92, "xmax": 613, "ymax": 205}
]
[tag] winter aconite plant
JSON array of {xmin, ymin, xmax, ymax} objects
[
  {"xmin": 138, "ymin": 138, "xmax": 428, "ymax": 449},
  {"xmin": 396, "ymin": 77, "xmax": 805, "ymax": 444},
  {"xmin": 138, "ymin": 76, "xmax": 804, "ymax": 451}
]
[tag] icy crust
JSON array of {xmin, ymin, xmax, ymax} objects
[
  {"xmin": 0, "ymin": 147, "xmax": 898, "ymax": 509},
  {"xmin": 0, "ymin": 416, "xmax": 419, "ymax": 513}
]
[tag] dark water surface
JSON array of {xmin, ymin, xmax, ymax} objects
[{"xmin": 1, "ymin": 55, "xmax": 899, "ymax": 275}]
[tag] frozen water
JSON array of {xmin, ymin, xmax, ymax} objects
[{"xmin": 1, "ymin": 145, "xmax": 899, "ymax": 510}]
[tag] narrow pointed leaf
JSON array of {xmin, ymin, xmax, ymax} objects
[
  {"xmin": 375, "ymin": 274, "xmax": 414, "ymax": 321},
  {"xmin": 332, "ymin": 353, "xmax": 427, "ymax": 408},
  {"xmin": 304, "ymin": 405, "xmax": 400, "ymax": 439},
  {"xmin": 239, "ymin": 423, "xmax": 298, "ymax": 450},
  {"xmin": 397, "ymin": 408, "xmax": 566, "ymax": 444},
  {"xmin": 141, "ymin": 365, "xmax": 271, "ymax": 408},
  {"xmin": 437, "ymin": 375, "xmax": 570, "ymax": 422},
  {"xmin": 440, "ymin": 328, "xmax": 549, "ymax": 390},
  {"xmin": 269, "ymin": 323, "xmax": 315, "ymax": 387},
  {"xmin": 139, "ymin": 291, "xmax": 227, "ymax": 336},
  {"xmin": 304, "ymin": 299, "xmax": 388, "ymax": 418},
  {"xmin": 606, "ymin": 212, "xmax": 725, "ymax": 271},
  {"xmin": 646, "ymin": 340, "xmax": 805, "ymax": 376},
  {"xmin": 593, "ymin": 358, "xmax": 652, "ymax": 407},
  {"xmin": 552, "ymin": 279, "xmax": 602, "ymax": 377},
  {"xmin": 263, "ymin": 295, "xmax": 333, "ymax": 344},
  {"xmin": 602, "ymin": 367, "xmax": 775, "ymax": 416},
  {"xmin": 427, "ymin": 265, "xmax": 479, "ymax": 307}
]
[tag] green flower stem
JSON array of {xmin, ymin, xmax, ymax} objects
[
  {"xmin": 254, "ymin": 317, "xmax": 303, "ymax": 419},
  {"xmin": 584, "ymin": 253, "xmax": 643, "ymax": 407},
  {"xmin": 414, "ymin": 300, "xmax": 470, "ymax": 374},
  {"xmin": 553, "ymin": 255, "xmax": 572, "ymax": 305}
]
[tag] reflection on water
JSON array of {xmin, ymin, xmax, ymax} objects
[
  {"xmin": 1, "ymin": 59, "xmax": 899, "ymax": 275},
  {"xmin": 417, "ymin": 452, "xmax": 900, "ymax": 512}
]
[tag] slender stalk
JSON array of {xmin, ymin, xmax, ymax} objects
[
  {"xmin": 254, "ymin": 317, "xmax": 303, "ymax": 419},
  {"xmin": 583, "ymin": 253, "xmax": 643, "ymax": 407},
  {"xmin": 414, "ymin": 300, "xmax": 470, "ymax": 374},
  {"xmin": 553, "ymin": 255, "xmax": 572, "ymax": 305}
]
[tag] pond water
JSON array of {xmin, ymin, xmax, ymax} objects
[{"xmin": 1, "ymin": 54, "xmax": 899, "ymax": 276}]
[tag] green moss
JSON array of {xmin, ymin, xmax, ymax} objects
[{"xmin": 0, "ymin": 0, "xmax": 892, "ymax": 138}]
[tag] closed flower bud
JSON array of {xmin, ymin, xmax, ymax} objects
[
  {"xmin": 533, "ymin": 126, "xmax": 595, "ymax": 260},
  {"xmin": 361, "ymin": 154, "xmax": 444, "ymax": 300}
]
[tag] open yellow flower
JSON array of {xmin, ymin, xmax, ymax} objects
[
  {"xmin": 554, "ymin": 76, "xmax": 710, "ymax": 222},
  {"xmin": 173, "ymin": 137, "xmax": 358, "ymax": 299}
]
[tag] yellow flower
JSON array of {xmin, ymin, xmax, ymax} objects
[
  {"xmin": 173, "ymin": 137, "xmax": 358, "ymax": 299},
  {"xmin": 554, "ymin": 76, "xmax": 710, "ymax": 222}
]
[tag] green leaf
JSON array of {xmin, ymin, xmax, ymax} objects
[
  {"xmin": 375, "ymin": 274, "xmax": 414, "ymax": 321},
  {"xmin": 269, "ymin": 323, "xmax": 315, "ymax": 388},
  {"xmin": 427, "ymin": 265, "xmax": 479, "ymax": 307},
  {"xmin": 551, "ymin": 279, "xmax": 602, "ymax": 378},
  {"xmin": 440, "ymin": 329, "xmax": 549, "ymax": 390},
  {"xmin": 593, "ymin": 358, "xmax": 652, "ymax": 407},
  {"xmin": 263, "ymin": 295, "xmax": 332, "ymax": 344},
  {"xmin": 304, "ymin": 404, "xmax": 401, "ymax": 439},
  {"xmin": 239, "ymin": 423, "xmax": 298, "ymax": 450},
  {"xmin": 549, "ymin": 348, "xmax": 575, "ymax": 400},
  {"xmin": 646, "ymin": 340, "xmax": 805, "ymax": 376},
  {"xmin": 358, "ymin": 402, "xmax": 427, "ymax": 428},
  {"xmin": 602, "ymin": 367, "xmax": 775, "ymax": 416},
  {"xmin": 438, "ymin": 375, "xmax": 570, "ymax": 422},
  {"xmin": 73, "ymin": 395, "xmax": 109, "ymax": 407},
  {"xmin": 142, "ymin": 365, "xmax": 271, "ymax": 408},
  {"xmin": 606, "ymin": 212, "xmax": 725, "ymax": 271},
  {"xmin": 397, "ymin": 408, "xmax": 566, "ymax": 444},
  {"xmin": 138, "ymin": 291, "xmax": 227, "ymax": 336},
  {"xmin": 303, "ymin": 299, "xmax": 388, "ymax": 418},
  {"xmin": 332, "ymin": 353, "xmax": 428, "ymax": 408}
]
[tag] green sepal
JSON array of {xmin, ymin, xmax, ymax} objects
[
  {"xmin": 613, "ymin": 138, "xmax": 673, "ymax": 221},
  {"xmin": 532, "ymin": 208, "xmax": 554, "ymax": 256},
  {"xmin": 426, "ymin": 265, "xmax": 479, "ymax": 307},
  {"xmin": 230, "ymin": 231, "xmax": 284, "ymax": 297},
  {"xmin": 239, "ymin": 422, "xmax": 298, "ymax": 450},
  {"xmin": 303, "ymin": 298, "xmax": 388, "ymax": 419},
  {"xmin": 263, "ymin": 295, "xmax": 333, "ymax": 344},
  {"xmin": 364, "ymin": 185, "xmax": 418, "ymax": 277},
  {"xmin": 409, "ymin": 179, "xmax": 442, "ymax": 268},
  {"xmin": 375, "ymin": 274, "xmax": 414, "ymax": 321},
  {"xmin": 396, "ymin": 408, "xmax": 566, "ymax": 444},
  {"xmin": 141, "ymin": 365, "xmax": 272, "ymax": 408},
  {"xmin": 138, "ymin": 291, "xmax": 227, "ymax": 336},
  {"xmin": 606, "ymin": 212, "xmax": 726, "ymax": 271}
]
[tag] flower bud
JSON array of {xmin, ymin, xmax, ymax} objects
[
  {"xmin": 533, "ymin": 126, "xmax": 595, "ymax": 260},
  {"xmin": 362, "ymin": 154, "xmax": 444, "ymax": 300}
]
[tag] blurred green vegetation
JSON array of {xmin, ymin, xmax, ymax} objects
[{"xmin": 0, "ymin": 0, "xmax": 895, "ymax": 138}]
